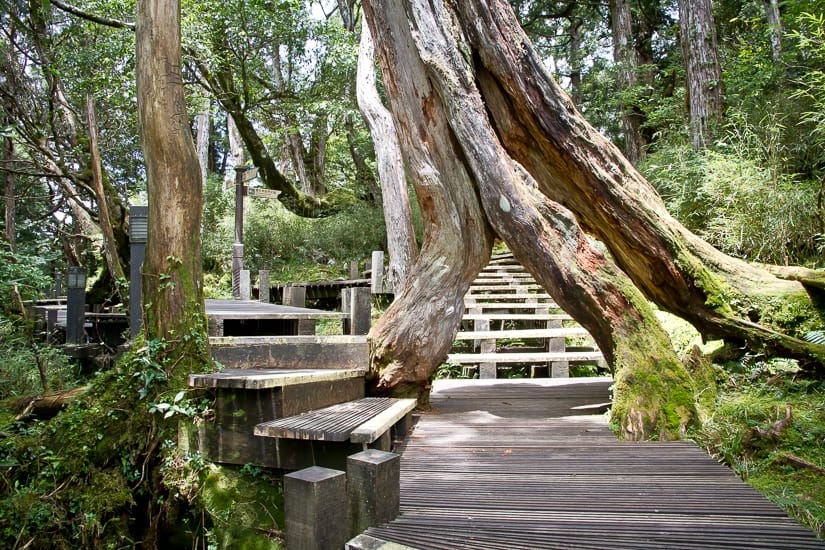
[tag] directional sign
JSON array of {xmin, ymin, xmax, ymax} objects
[
  {"xmin": 242, "ymin": 167, "xmax": 259, "ymax": 182},
  {"xmin": 247, "ymin": 187, "xmax": 281, "ymax": 199}
]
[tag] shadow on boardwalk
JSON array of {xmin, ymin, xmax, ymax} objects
[{"xmin": 358, "ymin": 378, "xmax": 825, "ymax": 550}]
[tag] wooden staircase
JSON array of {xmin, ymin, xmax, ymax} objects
[
  {"xmin": 184, "ymin": 335, "xmax": 414, "ymax": 470},
  {"xmin": 448, "ymin": 252, "xmax": 606, "ymax": 379}
]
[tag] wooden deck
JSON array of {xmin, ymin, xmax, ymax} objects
[{"xmin": 358, "ymin": 378, "xmax": 824, "ymax": 549}]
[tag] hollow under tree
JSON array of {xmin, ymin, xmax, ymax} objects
[{"xmin": 362, "ymin": 0, "xmax": 825, "ymax": 440}]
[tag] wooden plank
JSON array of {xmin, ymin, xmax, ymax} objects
[
  {"xmin": 205, "ymin": 299, "xmax": 347, "ymax": 320},
  {"xmin": 463, "ymin": 302, "xmax": 559, "ymax": 310},
  {"xmin": 351, "ymin": 378, "xmax": 825, "ymax": 550},
  {"xmin": 187, "ymin": 367, "xmax": 365, "ymax": 389},
  {"xmin": 454, "ymin": 328, "xmax": 590, "ymax": 339},
  {"xmin": 462, "ymin": 313, "xmax": 573, "ymax": 321},
  {"xmin": 255, "ymin": 397, "xmax": 401, "ymax": 441},
  {"xmin": 350, "ymin": 398, "xmax": 417, "ymax": 444},
  {"xmin": 447, "ymin": 351, "xmax": 603, "ymax": 364}
]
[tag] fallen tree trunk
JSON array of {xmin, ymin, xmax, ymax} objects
[
  {"xmin": 14, "ymin": 386, "xmax": 89, "ymax": 420},
  {"xmin": 362, "ymin": 0, "xmax": 824, "ymax": 439}
]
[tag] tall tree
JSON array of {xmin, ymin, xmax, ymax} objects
[
  {"xmin": 678, "ymin": 0, "xmax": 724, "ymax": 149},
  {"xmin": 356, "ymin": 21, "xmax": 418, "ymax": 289},
  {"xmin": 610, "ymin": 0, "xmax": 646, "ymax": 163},
  {"xmin": 363, "ymin": 0, "xmax": 824, "ymax": 439},
  {"xmin": 136, "ymin": 0, "xmax": 209, "ymax": 373}
]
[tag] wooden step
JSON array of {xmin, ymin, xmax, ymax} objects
[
  {"xmin": 454, "ymin": 328, "xmax": 590, "ymax": 340},
  {"xmin": 209, "ymin": 335, "xmax": 369, "ymax": 370},
  {"xmin": 447, "ymin": 351, "xmax": 604, "ymax": 364},
  {"xmin": 468, "ymin": 285, "xmax": 544, "ymax": 292},
  {"xmin": 481, "ymin": 265, "xmax": 527, "ymax": 272},
  {"xmin": 465, "ymin": 302, "xmax": 559, "ymax": 311},
  {"xmin": 188, "ymin": 367, "xmax": 365, "ymax": 390},
  {"xmin": 255, "ymin": 397, "xmax": 416, "ymax": 445},
  {"xmin": 463, "ymin": 313, "xmax": 573, "ymax": 322}
]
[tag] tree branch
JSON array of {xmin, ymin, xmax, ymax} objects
[{"xmin": 50, "ymin": 0, "xmax": 135, "ymax": 30}]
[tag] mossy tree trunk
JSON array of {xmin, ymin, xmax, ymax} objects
[
  {"xmin": 363, "ymin": 0, "xmax": 825, "ymax": 439},
  {"xmin": 136, "ymin": 0, "xmax": 210, "ymax": 379}
]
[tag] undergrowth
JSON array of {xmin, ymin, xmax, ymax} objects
[{"xmin": 691, "ymin": 360, "xmax": 825, "ymax": 539}]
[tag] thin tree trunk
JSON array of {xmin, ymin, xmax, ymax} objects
[
  {"xmin": 568, "ymin": 16, "xmax": 583, "ymax": 107},
  {"xmin": 356, "ymin": 22, "xmax": 418, "ymax": 290},
  {"xmin": 307, "ymin": 115, "xmax": 327, "ymax": 197},
  {"xmin": 225, "ymin": 114, "xmax": 244, "ymax": 188},
  {"xmin": 610, "ymin": 0, "xmax": 645, "ymax": 164},
  {"xmin": 195, "ymin": 97, "xmax": 211, "ymax": 186},
  {"xmin": 136, "ymin": 0, "xmax": 209, "ymax": 375},
  {"xmin": 3, "ymin": 114, "xmax": 14, "ymax": 249},
  {"xmin": 678, "ymin": 0, "xmax": 723, "ymax": 150},
  {"xmin": 764, "ymin": 0, "xmax": 782, "ymax": 62},
  {"xmin": 86, "ymin": 95, "xmax": 127, "ymax": 296}
]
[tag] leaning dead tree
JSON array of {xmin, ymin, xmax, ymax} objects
[{"xmin": 363, "ymin": 0, "xmax": 825, "ymax": 440}]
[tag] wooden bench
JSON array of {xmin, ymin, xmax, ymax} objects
[{"xmin": 255, "ymin": 397, "xmax": 417, "ymax": 447}]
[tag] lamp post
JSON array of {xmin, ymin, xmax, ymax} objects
[
  {"xmin": 65, "ymin": 266, "xmax": 87, "ymax": 345},
  {"xmin": 129, "ymin": 205, "xmax": 148, "ymax": 338},
  {"xmin": 232, "ymin": 165, "xmax": 247, "ymax": 300}
]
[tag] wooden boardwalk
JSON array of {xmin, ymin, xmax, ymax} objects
[{"xmin": 358, "ymin": 378, "xmax": 824, "ymax": 549}]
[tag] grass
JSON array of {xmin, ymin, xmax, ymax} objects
[{"xmin": 690, "ymin": 363, "xmax": 825, "ymax": 538}]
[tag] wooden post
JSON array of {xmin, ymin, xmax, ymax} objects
[
  {"xmin": 240, "ymin": 269, "xmax": 251, "ymax": 300},
  {"xmin": 232, "ymin": 165, "xmax": 246, "ymax": 300},
  {"xmin": 129, "ymin": 205, "xmax": 148, "ymax": 339},
  {"xmin": 350, "ymin": 287, "xmax": 372, "ymax": 335},
  {"xmin": 370, "ymin": 250, "xmax": 384, "ymax": 294},
  {"xmin": 347, "ymin": 450, "xmax": 400, "ymax": 536},
  {"xmin": 548, "ymin": 318, "xmax": 569, "ymax": 378},
  {"xmin": 341, "ymin": 288, "xmax": 352, "ymax": 334},
  {"xmin": 66, "ymin": 267, "xmax": 86, "ymax": 345},
  {"xmin": 258, "ymin": 270, "xmax": 270, "ymax": 303},
  {"xmin": 349, "ymin": 260, "xmax": 360, "ymax": 280},
  {"xmin": 285, "ymin": 466, "xmax": 348, "ymax": 550},
  {"xmin": 283, "ymin": 284, "xmax": 307, "ymax": 307}
]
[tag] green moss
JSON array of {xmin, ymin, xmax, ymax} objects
[{"xmin": 199, "ymin": 464, "xmax": 284, "ymax": 549}]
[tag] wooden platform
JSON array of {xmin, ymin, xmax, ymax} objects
[
  {"xmin": 355, "ymin": 379, "xmax": 825, "ymax": 549},
  {"xmin": 205, "ymin": 299, "xmax": 346, "ymax": 336}
]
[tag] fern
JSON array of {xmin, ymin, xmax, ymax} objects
[{"xmin": 804, "ymin": 330, "xmax": 825, "ymax": 345}]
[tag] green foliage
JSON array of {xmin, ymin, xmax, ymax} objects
[
  {"xmin": 692, "ymin": 368, "xmax": 825, "ymax": 538},
  {"xmin": 0, "ymin": 316, "xmax": 77, "ymax": 399},
  {"xmin": 0, "ymin": 338, "xmax": 216, "ymax": 548},
  {"xmin": 642, "ymin": 139, "xmax": 822, "ymax": 265},
  {"xmin": 243, "ymin": 200, "xmax": 386, "ymax": 282}
]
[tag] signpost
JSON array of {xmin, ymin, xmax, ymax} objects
[{"xmin": 231, "ymin": 165, "xmax": 281, "ymax": 299}]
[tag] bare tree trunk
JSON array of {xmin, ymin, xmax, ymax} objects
[
  {"xmin": 86, "ymin": 95, "xmax": 127, "ymax": 297},
  {"xmin": 356, "ymin": 22, "xmax": 418, "ymax": 290},
  {"xmin": 136, "ymin": 0, "xmax": 209, "ymax": 375},
  {"xmin": 610, "ymin": 0, "xmax": 646, "ymax": 164},
  {"xmin": 678, "ymin": 0, "xmax": 723, "ymax": 150},
  {"xmin": 307, "ymin": 115, "xmax": 327, "ymax": 197},
  {"xmin": 225, "ymin": 114, "xmax": 244, "ymax": 187},
  {"xmin": 3, "ymin": 114, "xmax": 14, "ymax": 249},
  {"xmin": 363, "ymin": 0, "xmax": 824, "ymax": 438},
  {"xmin": 568, "ymin": 16, "xmax": 583, "ymax": 107},
  {"xmin": 195, "ymin": 96, "xmax": 211, "ymax": 186},
  {"xmin": 764, "ymin": 0, "xmax": 782, "ymax": 62}
]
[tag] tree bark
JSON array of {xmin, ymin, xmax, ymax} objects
[
  {"xmin": 195, "ymin": 96, "xmax": 211, "ymax": 186},
  {"xmin": 764, "ymin": 0, "xmax": 782, "ymax": 63},
  {"xmin": 136, "ymin": 0, "xmax": 209, "ymax": 376},
  {"xmin": 225, "ymin": 114, "xmax": 244, "ymax": 187},
  {"xmin": 3, "ymin": 113, "xmax": 14, "ymax": 249},
  {"xmin": 678, "ymin": 0, "xmax": 723, "ymax": 150},
  {"xmin": 363, "ymin": 0, "xmax": 825, "ymax": 437},
  {"xmin": 610, "ymin": 0, "xmax": 646, "ymax": 164},
  {"xmin": 356, "ymin": 22, "xmax": 418, "ymax": 290}
]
